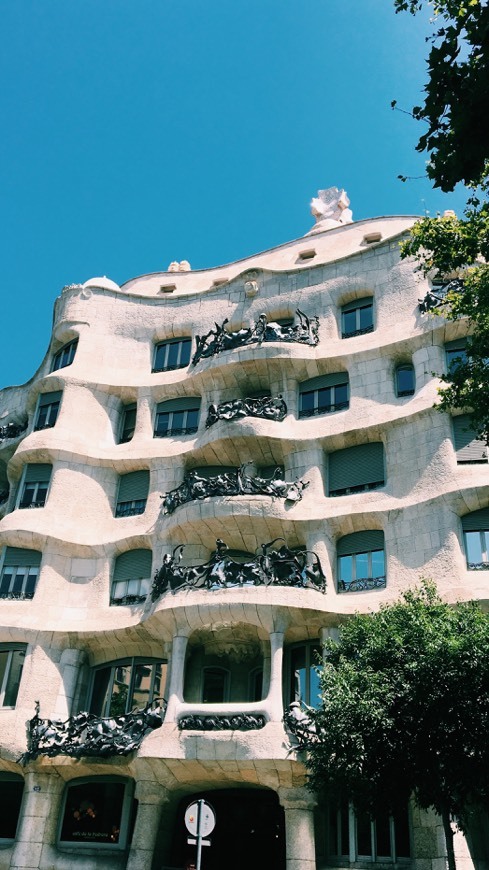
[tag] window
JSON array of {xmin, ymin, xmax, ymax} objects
[
  {"xmin": 51, "ymin": 339, "xmax": 78, "ymax": 372},
  {"xmin": 452, "ymin": 415, "xmax": 488, "ymax": 463},
  {"xmin": 111, "ymin": 550, "xmax": 152, "ymax": 604},
  {"xmin": 395, "ymin": 364, "xmax": 415, "ymax": 397},
  {"xmin": 462, "ymin": 509, "xmax": 489, "ymax": 570},
  {"xmin": 89, "ymin": 658, "xmax": 166, "ymax": 717},
  {"xmin": 0, "ymin": 547, "xmax": 41, "ymax": 599},
  {"xmin": 341, "ymin": 298, "xmax": 373, "ymax": 338},
  {"xmin": 115, "ymin": 470, "xmax": 149, "ymax": 517},
  {"xmin": 445, "ymin": 338, "xmax": 467, "ymax": 372},
  {"xmin": 337, "ymin": 531, "xmax": 386, "ymax": 592},
  {"xmin": 154, "ymin": 397, "xmax": 201, "ymax": 437},
  {"xmin": 328, "ymin": 443, "xmax": 384, "ymax": 497},
  {"xmin": 287, "ymin": 642, "xmax": 321, "ymax": 708},
  {"xmin": 58, "ymin": 777, "xmax": 135, "ymax": 849},
  {"xmin": 18, "ymin": 464, "xmax": 52, "ymax": 509},
  {"xmin": 326, "ymin": 801, "xmax": 410, "ymax": 862},
  {"xmin": 249, "ymin": 668, "xmax": 264, "ymax": 702},
  {"xmin": 202, "ymin": 667, "xmax": 229, "ymax": 703},
  {"xmin": 34, "ymin": 391, "xmax": 62, "ymax": 430},
  {"xmin": 0, "ymin": 644, "xmax": 26, "ymax": 707},
  {"xmin": 118, "ymin": 403, "xmax": 136, "ymax": 444},
  {"xmin": 152, "ymin": 338, "xmax": 191, "ymax": 373},
  {"xmin": 299, "ymin": 373, "xmax": 349, "ymax": 418},
  {"xmin": 0, "ymin": 773, "xmax": 24, "ymax": 843}
]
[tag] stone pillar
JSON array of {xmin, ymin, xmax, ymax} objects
[
  {"xmin": 126, "ymin": 781, "xmax": 169, "ymax": 870},
  {"xmin": 10, "ymin": 770, "xmax": 63, "ymax": 870},
  {"xmin": 52, "ymin": 648, "xmax": 84, "ymax": 720},
  {"xmin": 279, "ymin": 787, "xmax": 317, "ymax": 870},
  {"xmin": 165, "ymin": 634, "xmax": 189, "ymax": 722},
  {"xmin": 267, "ymin": 631, "xmax": 285, "ymax": 721}
]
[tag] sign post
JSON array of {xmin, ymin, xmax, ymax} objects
[{"xmin": 184, "ymin": 799, "xmax": 216, "ymax": 870}]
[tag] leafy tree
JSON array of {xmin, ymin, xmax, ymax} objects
[
  {"xmin": 393, "ymin": 1, "xmax": 489, "ymax": 192},
  {"xmin": 296, "ymin": 583, "xmax": 489, "ymax": 870}
]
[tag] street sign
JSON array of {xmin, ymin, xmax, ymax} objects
[
  {"xmin": 184, "ymin": 799, "xmax": 216, "ymax": 870},
  {"xmin": 184, "ymin": 801, "xmax": 216, "ymax": 837}
]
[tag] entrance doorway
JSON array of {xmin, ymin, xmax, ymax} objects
[{"xmin": 170, "ymin": 788, "xmax": 285, "ymax": 870}]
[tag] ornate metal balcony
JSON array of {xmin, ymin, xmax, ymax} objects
[
  {"xmin": 21, "ymin": 698, "xmax": 166, "ymax": 763},
  {"xmin": 338, "ymin": 575, "xmax": 386, "ymax": 593},
  {"xmin": 468, "ymin": 562, "xmax": 489, "ymax": 570},
  {"xmin": 206, "ymin": 394, "xmax": 287, "ymax": 427},
  {"xmin": 152, "ymin": 538, "xmax": 326, "ymax": 600},
  {"xmin": 192, "ymin": 308, "xmax": 319, "ymax": 365},
  {"xmin": 178, "ymin": 713, "xmax": 266, "ymax": 731},
  {"xmin": 418, "ymin": 278, "xmax": 463, "ymax": 313},
  {"xmin": 283, "ymin": 702, "xmax": 319, "ymax": 750},
  {"xmin": 0, "ymin": 421, "xmax": 27, "ymax": 441},
  {"xmin": 162, "ymin": 465, "xmax": 308, "ymax": 514}
]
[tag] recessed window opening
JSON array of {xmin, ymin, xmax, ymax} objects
[
  {"xmin": 341, "ymin": 298, "xmax": 373, "ymax": 338},
  {"xmin": 337, "ymin": 531, "xmax": 386, "ymax": 593},
  {"xmin": 287, "ymin": 642, "xmax": 321, "ymax": 708},
  {"xmin": 118, "ymin": 403, "xmax": 136, "ymax": 444},
  {"xmin": 445, "ymin": 338, "xmax": 467, "ymax": 372},
  {"xmin": 395, "ymin": 364, "xmax": 415, "ymax": 397},
  {"xmin": 0, "ymin": 644, "xmax": 26, "ymax": 707},
  {"xmin": 327, "ymin": 800, "xmax": 410, "ymax": 861},
  {"xmin": 111, "ymin": 549, "xmax": 152, "ymax": 605},
  {"xmin": 298, "ymin": 248, "xmax": 316, "ymax": 261},
  {"xmin": 452, "ymin": 415, "xmax": 488, "ymax": 463},
  {"xmin": 0, "ymin": 773, "xmax": 24, "ymax": 843},
  {"xmin": 154, "ymin": 398, "xmax": 200, "ymax": 438},
  {"xmin": 202, "ymin": 667, "xmax": 230, "ymax": 703},
  {"xmin": 299, "ymin": 373, "xmax": 349, "ymax": 419},
  {"xmin": 0, "ymin": 548, "xmax": 41, "ymax": 599},
  {"xmin": 89, "ymin": 658, "xmax": 166, "ymax": 717},
  {"xmin": 51, "ymin": 339, "xmax": 78, "ymax": 372},
  {"xmin": 328, "ymin": 443, "xmax": 384, "ymax": 497},
  {"xmin": 58, "ymin": 777, "xmax": 135, "ymax": 849},
  {"xmin": 18, "ymin": 464, "xmax": 52, "ymax": 509},
  {"xmin": 115, "ymin": 470, "xmax": 149, "ymax": 518},
  {"xmin": 152, "ymin": 338, "xmax": 191, "ymax": 373},
  {"xmin": 462, "ymin": 510, "xmax": 489, "ymax": 570},
  {"xmin": 35, "ymin": 391, "xmax": 62, "ymax": 430}
]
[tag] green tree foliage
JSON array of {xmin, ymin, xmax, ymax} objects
[
  {"xmin": 393, "ymin": 1, "xmax": 489, "ymax": 192},
  {"xmin": 303, "ymin": 584, "xmax": 489, "ymax": 870}
]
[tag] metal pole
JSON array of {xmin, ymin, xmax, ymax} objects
[{"xmin": 196, "ymin": 799, "xmax": 204, "ymax": 870}]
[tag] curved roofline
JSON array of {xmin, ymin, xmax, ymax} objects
[{"xmin": 120, "ymin": 215, "xmax": 421, "ymax": 287}]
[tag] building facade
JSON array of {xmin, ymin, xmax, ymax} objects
[{"xmin": 0, "ymin": 193, "xmax": 484, "ymax": 870}]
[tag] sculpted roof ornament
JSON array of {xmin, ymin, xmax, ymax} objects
[{"xmin": 306, "ymin": 186, "xmax": 353, "ymax": 235}]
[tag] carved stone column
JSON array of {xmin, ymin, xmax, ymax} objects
[
  {"xmin": 126, "ymin": 781, "xmax": 169, "ymax": 870},
  {"xmin": 278, "ymin": 787, "xmax": 317, "ymax": 870},
  {"xmin": 10, "ymin": 770, "xmax": 64, "ymax": 870},
  {"xmin": 165, "ymin": 634, "xmax": 189, "ymax": 722},
  {"xmin": 267, "ymin": 631, "xmax": 285, "ymax": 721}
]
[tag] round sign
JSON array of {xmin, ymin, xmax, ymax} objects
[{"xmin": 185, "ymin": 800, "xmax": 216, "ymax": 837}]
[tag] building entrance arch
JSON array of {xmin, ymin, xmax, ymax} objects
[{"xmin": 168, "ymin": 787, "xmax": 285, "ymax": 870}]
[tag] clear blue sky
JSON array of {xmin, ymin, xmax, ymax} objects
[{"xmin": 1, "ymin": 0, "xmax": 469, "ymax": 388}]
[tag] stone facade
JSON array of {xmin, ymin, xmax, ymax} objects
[{"xmin": 0, "ymin": 206, "xmax": 484, "ymax": 870}]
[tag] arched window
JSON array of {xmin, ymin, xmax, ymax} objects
[
  {"xmin": 337, "ymin": 531, "xmax": 386, "ymax": 592},
  {"xmin": 395, "ymin": 364, "xmax": 415, "ymax": 397},
  {"xmin": 58, "ymin": 777, "xmax": 135, "ymax": 849},
  {"xmin": 89, "ymin": 658, "xmax": 166, "ymax": 717},
  {"xmin": 17, "ymin": 464, "xmax": 52, "ymax": 509},
  {"xmin": 51, "ymin": 339, "xmax": 78, "ymax": 372},
  {"xmin": 341, "ymin": 298, "xmax": 374, "ymax": 338},
  {"xmin": 0, "ymin": 547, "xmax": 41, "ymax": 599},
  {"xmin": 462, "ymin": 509, "xmax": 489, "ymax": 569},
  {"xmin": 152, "ymin": 338, "xmax": 191, "ymax": 373},
  {"xmin": 118, "ymin": 402, "xmax": 136, "ymax": 444},
  {"xmin": 299, "ymin": 373, "xmax": 349, "ymax": 418},
  {"xmin": 154, "ymin": 397, "xmax": 201, "ymax": 438},
  {"xmin": 111, "ymin": 549, "xmax": 152, "ymax": 605},
  {"xmin": 0, "ymin": 773, "xmax": 24, "ymax": 844},
  {"xmin": 115, "ymin": 470, "xmax": 150, "ymax": 517},
  {"xmin": 35, "ymin": 391, "xmax": 62, "ymax": 430}
]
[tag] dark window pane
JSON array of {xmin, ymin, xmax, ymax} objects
[
  {"xmin": 90, "ymin": 668, "xmax": 112, "ymax": 717},
  {"xmin": 359, "ymin": 304, "xmax": 373, "ymax": 330},
  {"xmin": 290, "ymin": 646, "xmax": 307, "ymax": 704},
  {"xmin": 376, "ymin": 812, "xmax": 391, "ymax": 857},
  {"xmin": 153, "ymin": 344, "xmax": 167, "ymax": 371},
  {"xmin": 167, "ymin": 342, "xmax": 180, "ymax": 368},
  {"xmin": 60, "ymin": 781, "xmax": 125, "ymax": 844},
  {"xmin": 4, "ymin": 649, "xmax": 25, "ymax": 707},
  {"xmin": 109, "ymin": 665, "xmax": 131, "ymax": 716},
  {"xmin": 202, "ymin": 668, "xmax": 227, "ymax": 703},
  {"xmin": 180, "ymin": 339, "xmax": 191, "ymax": 366},
  {"xmin": 300, "ymin": 391, "xmax": 315, "ymax": 413},
  {"xmin": 334, "ymin": 384, "xmax": 348, "ymax": 406},
  {"xmin": 155, "ymin": 413, "xmax": 169, "ymax": 436},
  {"xmin": 397, "ymin": 366, "xmax": 415, "ymax": 395},
  {"xmin": 0, "ymin": 779, "xmax": 24, "ymax": 840},
  {"xmin": 394, "ymin": 806, "xmax": 411, "ymax": 858},
  {"xmin": 172, "ymin": 411, "xmax": 184, "ymax": 432},
  {"xmin": 317, "ymin": 387, "xmax": 332, "ymax": 410},
  {"xmin": 185, "ymin": 409, "xmax": 199, "ymax": 431},
  {"xmin": 356, "ymin": 811, "xmax": 372, "ymax": 856},
  {"xmin": 342, "ymin": 310, "xmax": 357, "ymax": 335},
  {"xmin": 0, "ymin": 570, "xmax": 13, "ymax": 595}
]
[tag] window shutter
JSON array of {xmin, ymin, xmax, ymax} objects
[
  {"xmin": 328, "ymin": 443, "xmax": 384, "ymax": 492},
  {"xmin": 342, "ymin": 297, "xmax": 372, "ymax": 313},
  {"xmin": 452, "ymin": 415, "xmax": 487, "ymax": 462},
  {"xmin": 117, "ymin": 470, "xmax": 150, "ymax": 502},
  {"xmin": 337, "ymin": 530, "xmax": 384, "ymax": 556},
  {"xmin": 24, "ymin": 464, "xmax": 52, "ymax": 484},
  {"xmin": 38, "ymin": 391, "xmax": 62, "ymax": 407},
  {"xmin": 113, "ymin": 550, "xmax": 152, "ymax": 581},
  {"xmin": 462, "ymin": 509, "xmax": 489, "ymax": 532},
  {"xmin": 299, "ymin": 372, "xmax": 348, "ymax": 393},
  {"xmin": 3, "ymin": 547, "xmax": 41, "ymax": 567},
  {"xmin": 156, "ymin": 397, "xmax": 201, "ymax": 414}
]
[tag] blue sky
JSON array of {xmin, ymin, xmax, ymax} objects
[{"xmin": 1, "ymin": 0, "xmax": 469, "ymax": 388}]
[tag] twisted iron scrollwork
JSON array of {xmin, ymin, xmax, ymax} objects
[
  {"xmin": 192, "ymin": 309, "xmax": 319, "ymax": 365},
  {"xmin": 152, "ymin": 538, "xmax": 326, "ymax": 600},
  {"xmin": 418, "ymin": 278, "xmax": 463, "ymax": 313},
  {"xmin": 0, "ymin": 421, "xmax": 27, "ymax": 441},
  {"xmin": 21, "ymin": 698, "xmax": 166, "ymax": 763},
  {"xmin": 283, "ymin": 702, "xmax": 320, "ymax": 750},
  {"xmin": 178, "ymin": 713, "xmax": 266, "ymax": 731},
  {"xmin": 162, "ymin": 464, "xmax": 308, "ymax": 514},
  {"xmin": 206, "ymin": 394, "xmax": 287, "ymax": 427},
  {"xmin": 338, "ymin": 576, "xmax": 386, "ymax": 593}
]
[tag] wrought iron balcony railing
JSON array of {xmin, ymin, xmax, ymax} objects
[
  {"xmin": 0, "ymin": 421, "xmax": 27, "ymax": 441},
  {"xmin": 152, "ymin": 538, "xmax": 326, "ymax": 600},
  {"xmin": 338, "ymin": 575, "xmax": 386, "ymax": 593},
  {"xmin": 178, "ymin": 713, "xmax": 266, "ymax": 731},
  {"xmin": 418, "ymin": 278, "xmax": 464, "ymax": 313},
  {"xmin": 298, "ymin": 401, "xmax": 349, "ymax": 418},
  {"xmin": 21, "ymin": 698, "xmax": 167, "ymax": 763}
]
